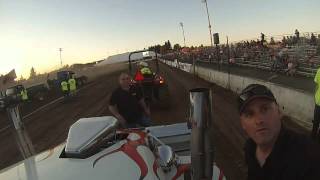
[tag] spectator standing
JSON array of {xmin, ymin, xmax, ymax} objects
[
  {"xmin": 307, "ymin": 55, "xmax": 316, "ymax": 68},
  {"xmin": 285, "ymin": 57, "xmax": 297, "ymax": 76},
  {"xmin": 310, "ymin": 33, "xmax": 317, "ymax": 46},
  {"xmin": 295, "ymin": 29, "xmax": 300, "ymax": 43},
  {"xmin": 270, "ymin": 54, "xmax": 277, "ymax": 72}
]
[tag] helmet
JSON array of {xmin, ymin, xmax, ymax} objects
[{"xmin": 139, "ymin": 61, "xmax": 148, "ymax": 67}]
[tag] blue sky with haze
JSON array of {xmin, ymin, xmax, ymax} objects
[{"xmin": 1, "ymin": 0, "xmax": 319, "ymax": 77}]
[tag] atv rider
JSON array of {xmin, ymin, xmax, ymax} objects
[
  {"xmin": 134, "ymin": 61, "xmax": 160, "ymax": 100},
  {"xmin": 109, "ymin": 73, "xmax": 151, "ymax": 128},
  {"xmin": 134, "ymin": 61, "xmax": 153, "ymax": 80}
]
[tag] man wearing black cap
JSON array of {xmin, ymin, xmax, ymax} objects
[{"xmin": 238, "ymin": 84, "xmax": 320, "ymax": 180}]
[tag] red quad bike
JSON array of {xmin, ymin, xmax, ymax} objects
[{"xmin": 128, "ymin": 50, "xmax": 170, "ymax": 107}]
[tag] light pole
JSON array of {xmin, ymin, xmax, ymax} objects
[
  {"xmin": 201, "ymin": 0, "xmax": 213, "ymax": 47},
  {"xmin": 179, "ymin": 22, "xmax": 186, "ymax": 47},
  {"xmin": 227, "ymin": 36, "xmax": 231, "ymax": 90},
  {"xmin": 59, "ymin": 48, "xmax": 63, "ymax": 68}
]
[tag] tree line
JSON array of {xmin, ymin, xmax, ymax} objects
[{"xmin": 148, "ymin": 40, "xmax": 185, "ymax": 54}]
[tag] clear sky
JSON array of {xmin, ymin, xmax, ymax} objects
[{"xmin": 1, "ymin": 0, "xmax": 320, "ymax": 78}]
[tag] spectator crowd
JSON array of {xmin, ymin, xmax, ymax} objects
[{"xmin": 163, "ymin": 30, "xmax": 320, "ymax": 77}]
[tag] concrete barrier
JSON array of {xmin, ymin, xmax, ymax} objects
[
  {"xmin": 162, "ymin": 59, "xmax": 314, "ymax": 130},
  {"xmin": 196, "ymin": 66, "xmax": 313, "ymax": 129}
]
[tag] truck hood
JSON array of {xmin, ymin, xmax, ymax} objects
[{"xmin": 0, "ymin": 141, "xmax": 161, "ymax": 180}]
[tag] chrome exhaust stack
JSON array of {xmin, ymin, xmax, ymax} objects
[{"xmin": 189, "ymin": 88, "xmax": 213, "ymax": 180}]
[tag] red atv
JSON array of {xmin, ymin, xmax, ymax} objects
[{"xmin": 128, "ymin": 50, "xmax": 170, "ymax": 107}]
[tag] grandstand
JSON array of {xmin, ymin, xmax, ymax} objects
[{"xmin": 164, "ymin": 31, "xmax": 320, "ymax": 78}]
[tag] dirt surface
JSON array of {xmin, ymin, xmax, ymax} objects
[{"xmin": 0, "ymin": 60, "xmax": 309, "ymax": 180}]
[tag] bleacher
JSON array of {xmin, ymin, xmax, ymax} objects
[
  {"xmin": 228, "ymin": 45, "xmax": 320, "ymax": 78},
  {"xmin": 163, "ymin": 31, "xmax": 320, "ymax": 78}
]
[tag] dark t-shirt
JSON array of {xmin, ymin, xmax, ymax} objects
[
  {"xmin": 244, "ymin": 127, "xmax": 320, "ymax": 180},
  {"xmin": 109, "ymin": 86, "xmax": 143, "ymax": 123}
]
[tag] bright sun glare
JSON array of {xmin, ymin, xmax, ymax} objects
[{"xmin": 0, "ymin": 47, "xmax": 25, "ymax": 77}]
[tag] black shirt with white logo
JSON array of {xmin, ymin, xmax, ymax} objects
[
  {"xmin": 244, "ymin": 126, "xmax": 320, "ymax": 180},
  {"xmin": 109, "ymin": 86, "xmax": 143, "ymax": 123}
]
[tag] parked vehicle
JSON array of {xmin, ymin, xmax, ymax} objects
[
  {"xmin": 0, "ymin": 84, "xmax": 49, "ymax": 110},
  {"xmin": 47, "ymin": 71, "xmax": 88, "ymax": 91}
]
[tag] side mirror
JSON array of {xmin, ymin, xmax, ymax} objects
[{"xmin": 157, "ymin": 145, "xmax": 175, "ymax": 172}]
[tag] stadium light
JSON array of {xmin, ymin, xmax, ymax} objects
[
  {"xmin": 201, "ymin": 0, "xmax": 213, "ymax": 47},
  {"xmin": 179, "ymin": 22, "xmax": 186, "ymax": 47},
  {"xmin": 59, "ymin": 48, "xmax": 63, "ymax": 68}
]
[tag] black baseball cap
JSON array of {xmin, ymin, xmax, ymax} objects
[{"xmin": 238, "ymin": 84, "xmax": 276, "ymax": 114}]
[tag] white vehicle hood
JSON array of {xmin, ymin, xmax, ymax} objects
[{"xmin": 0, "ymin": 140, "xmax": 160, "ymax": 180}]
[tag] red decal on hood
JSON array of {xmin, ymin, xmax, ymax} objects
[
  {"xmin": 122, "ymin": 144, "xmax": 148, "ymax": 180},
  {"xmin": 218, "ymin": 169, "xmax": 225, "ymax": 180},
  {"xmin": 153, "ymin": 158, "xmax": 159, "ymax": 179},
  {"xmin": 93, "ymin": 131, "xmax": 149, "ymax": 180},
  {"xmin": 172, "ymin": 164, "xmax": 190, "ymax": 180}
]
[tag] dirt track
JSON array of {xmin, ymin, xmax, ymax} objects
[{"xmin": 0, "ymin": 61, "xmax": 308, "ymax": 180}]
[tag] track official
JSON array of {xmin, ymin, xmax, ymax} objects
[
  {"xmin": 68, "ymin": 76, "xmax": 77, "ymax": 96},
  {"xmin": 61, "ymin": 80, "xmax": 69, "ymax": 97}
]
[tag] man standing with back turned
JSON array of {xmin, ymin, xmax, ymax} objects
[
  {"xmin": 68, "ymin": 74, "xmax": 77, "ymax": 97},
  {"xmin": 238, "ymin": 84, "xmax": 320, "ymax": 180},
  {"xmin": 61, "ymin": 78, "xmax": 69, "ymax": 98}
]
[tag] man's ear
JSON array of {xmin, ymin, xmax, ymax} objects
[
  {"xmin": 240, "ymin": 117, "xmax": 246, "ymax": 130},
  {"xmin": 276, "ymin": 104, "xmax": 283, "ymax": 118},
  {"xmin": 239, "ymin": 117, "xmax": 249, "ymax": 136}
]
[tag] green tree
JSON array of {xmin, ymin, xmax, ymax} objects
[
  {"xmin": 166, "ymin": 40, "xmax": 172, "ymax": 50},
  {"xmin": 148, "ymin": 44, "xmax": 161, "ymax": 54},
  {"xmin": 29, "ymin": 67, "xmax": 36, "ymax": 79},
  {"xmin": 173, "ymin": 43, "xmax": 181, "ymax": 51},
  {"xmin": 19, "ymin": 75, "xmax": 25, "ymax": 81},
  {"xmin": 160, "ymin": 46, "xmax": 166, "ymax": 54},
  {"xmin": 155, "ymin": 45, "xmax": 161, "ymax": 54}
]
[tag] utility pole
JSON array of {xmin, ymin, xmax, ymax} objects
[
  {"xmin": 227, "ymin": 36, "xmax": 231, "ymax": 90},
  {"xmin": 59, "ymin": 48, "xmax": 63, "ymax": 68},
  {"xmin": 202, "ymin": 0, "xmax": 213, "ymax": 47},
  {"xmin": 227, "ymin": 36, "xmax": 230, "ymax": 61},
  {"xmin": 179, "ymin": 22, "xmax": 186, "ymax": 47}
]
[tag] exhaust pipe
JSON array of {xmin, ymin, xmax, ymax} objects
[{"xmin": 189, "ymin": 88, "xmax": 213, "ymax": 180}]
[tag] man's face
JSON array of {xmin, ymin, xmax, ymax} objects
[
  {"xmin": 119, "ymin": 74, "xmax": 131, "ymax": 90},
  {"xmin": 240, "ymin": 98, "xmax": 282, "ymax": 147}
]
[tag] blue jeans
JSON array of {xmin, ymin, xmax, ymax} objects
[{"xmin": 127, "ymin": 116, "xmax": 151, "ymax": 128}]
